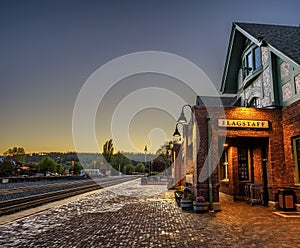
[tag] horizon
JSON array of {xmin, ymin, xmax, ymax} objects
[{"xmin": 1, "ymin": 149, "xmax": 158, "ymax": 156}]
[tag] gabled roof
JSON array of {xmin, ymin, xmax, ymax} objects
[
  {"xmin": 220, "ymin": 22, "xmax": 300, "ymax": 94},
  {"xmin": 236, "ymin": 23, "xmax": 300, "ymax": 64}
]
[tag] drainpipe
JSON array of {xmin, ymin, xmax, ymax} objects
[{"xmin": 206, "ymin": 115, "xmax": 213, "ymax": 210}]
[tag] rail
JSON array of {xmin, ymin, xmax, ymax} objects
[{"xmin": 0, "ymin": 176, "xmax": 137, "ymax": 215}]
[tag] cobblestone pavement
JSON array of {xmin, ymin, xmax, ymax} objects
[{"xmin": 0, "ymin": 179, "xmax": 300, "ymax": 248}]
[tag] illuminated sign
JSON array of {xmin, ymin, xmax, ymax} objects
[{"xmin": 218, "ymin": 119, "xmax": 269, "ymax": 129}]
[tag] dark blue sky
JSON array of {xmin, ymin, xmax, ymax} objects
[{"xmin": 1, "ymin": 0, "xmax": 299, "ymax": 153}]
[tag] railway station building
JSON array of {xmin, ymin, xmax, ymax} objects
[{"xmin": 177, "ymin": 23, "xmax": 300, "ymax": 210}]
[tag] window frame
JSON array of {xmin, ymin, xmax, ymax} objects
[
  {"xmin": 292, "ymin": 136, "xmax": 300, "ymax": 184},
  {"xmin": 242, "ymin": 45, "xmax": 263, "ymax": 81}
]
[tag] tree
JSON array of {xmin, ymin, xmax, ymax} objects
[
  {"xmin": 56, "ymin": 163, "xmax": 64, "ymax": 174},
  {"xmin": 0, "ymin": 157, "xmax": 15, "ymax": 177},
  {"xmin": 124, "ymin": 164, "xmax": 135, "ymax": 175},
  {"xmin": 3, "ymin": 147, "xmax": 26, "ymax": 163},
  {"xmin": 111, "ymin": 152, "xmax": 131, "ymax": 172},
  {"xmin": 154, "ymin": 141, "xmax": 174, "ymax": 174},
  {"xmin": 135, "ymin": 163, "xmax": 145, "ymax": 173},
  {"xmin": 39, "ymin": 156, "xmax": 57, "ymax": 175},
  {"xmin": 102, "ymin": 139, "xmax": 114, "ymax": 163},
  {"xmin": 69, "ymin": 161, "xmax": 83, "ymax": 175}
]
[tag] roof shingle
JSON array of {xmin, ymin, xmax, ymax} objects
[{"xmin": 235, "ymin": 22, "xmax": 300, "ymax": 65}]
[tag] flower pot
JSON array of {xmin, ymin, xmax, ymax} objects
[
  {"xmin": 181, "ymin": 199, "xmax": 193, "ymax": 210},
  {"xmin": 193, "ymin": 201, "xmax": 209, "ymax": 212}
]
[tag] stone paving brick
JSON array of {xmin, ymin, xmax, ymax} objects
[{"xmin": 0, "ymin": 179, "xmax": 299, "ymax": 247}]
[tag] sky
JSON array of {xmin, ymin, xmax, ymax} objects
[{"xmin": 1, "ymin": 0, "xmax": 300, "ymax": 154}]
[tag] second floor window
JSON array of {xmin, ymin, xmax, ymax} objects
[
  {"xmin": 254, "ymin": 47, "xmax": 262, "ymax": 69},
  {"xmin": 242, "ymin": 46, "xmax": 262, "ymax": 80}
]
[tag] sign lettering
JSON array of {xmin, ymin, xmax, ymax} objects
[{"xmin": 218, "ymin": 119, "xmax": 269, "ymax": 129}]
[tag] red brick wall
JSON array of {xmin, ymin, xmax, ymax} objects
[
  {"xmin": 282, "ymin": 101, "xmax": 300, "ymax": 203},
  {"xmin": 282, "ymin": 101, "xmax": 300, "ymax": 185},
  {"xmin": 193, "ymin": 106, "xmax": 284, "ymax": 202}
]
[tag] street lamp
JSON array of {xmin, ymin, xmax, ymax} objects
[
  {"xmin": 144, "ymin": 145, "xmax": 147, "ymax": 176},
  {"xmin": 176, "ymin": 105, "xmax": 213, "ymax": 209},
  {"xmin": 206, "ymin": 115, "xmax": 213, "ymax": 210},
  {"xmin": 166, "ymin": 141, "xmax": 174, "ymax": 187},
  {"xmin": 169, "ymin": 142, "xmax": 175, "ymax": 183},
  {"xmin": 172, "ymin": 122, "xmax": 186, "ymax": 188},
  {"xmin": 174, "ymin": 104, "xmax": 194, "ymax": 189}
]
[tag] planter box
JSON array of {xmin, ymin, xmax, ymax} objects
[
  {"xmin": 181, "ymin": 199, "xmax": 193, "ymax": 210},
  {"xmin": 193, "ymin": 201, "xmax": 209, "ymax": 212}
]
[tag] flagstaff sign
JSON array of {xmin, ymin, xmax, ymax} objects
[{"xmin": 218, "ymin": 119, "xmax": 269, "ymax": 129}]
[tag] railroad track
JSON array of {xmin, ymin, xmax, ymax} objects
[
  {"xmin": 0, "ymin": 180, "xmax": 96, "ymax": 194},
  {"xmin": 0, "ymin": 176, "xmax": 138, "ymax": 215}
]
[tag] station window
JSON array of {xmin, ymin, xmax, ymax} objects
[
  {"xmin": 238, "ymin": 147, "xmax": 250, "ymax": 181},
  {"xmin": 221, "ymin": 149, "xmax": 229, "ymax": 181},
  {"xmin": 292, "ymin": 137, "xmax": 300, "ymax": 184}
]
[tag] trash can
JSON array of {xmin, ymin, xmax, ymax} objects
[{"xmin": 278, "ymin": 189, "xmax": 295, "ymax": 211}]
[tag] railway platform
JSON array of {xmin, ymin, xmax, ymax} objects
[{"xmin": 0, "ymin": 179, "xmax": 300, "ymax": 247}]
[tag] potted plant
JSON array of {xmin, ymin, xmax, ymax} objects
[
  {"xmin": 193, "ymin": 196, "xmax": 209, "ymax": 212},
  {"xmin": 181, "ymin": 193, "xmax": 194, "ymax": 210}
]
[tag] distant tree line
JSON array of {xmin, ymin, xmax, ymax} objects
[{"xmin": 0, "ymin": 141, "xmax": 173, "ymax": 177}]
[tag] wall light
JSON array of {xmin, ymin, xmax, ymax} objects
[
  {"xmin": 172, "ymin": 123, "xmax": 181, "ymax": 137},
  {"xmin": 177, "ymin": 104, "xmax": 194, "ymax": 124}
]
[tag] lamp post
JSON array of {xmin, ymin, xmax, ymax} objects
[
  {"xmin": 206, "ymin": 115, "xmax": 213, "ymax": 210},
  {"xmin": 177, "ymin": 105, "xmax": 213, "ymax": 209},
  {"xmin": 144, "ymin": 145, "xmax": 147, "ymax": 176},
  {"xmin": 166, "ymin": 141, "xmax": 174, "ymax": 187},
  {"xmin": 173, "ymin": 122, "xmax": 186, "ymax": 188},
  {"xmin": 169, "ymin": 141, "xmax": 174, "ymax": 182},
  {"xmin": 174, "ymin": 104, "xmax": 194, "ymax": 187}
]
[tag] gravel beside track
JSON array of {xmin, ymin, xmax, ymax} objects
[
  {"xmin": 0, "ymin": 178, "xmax": 95, "ymax": 202},
  {"xmin": 0, "ymin": 176, "xmax": 138, "ymax": 202}
]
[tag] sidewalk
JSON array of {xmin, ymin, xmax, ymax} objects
[{"xmin": 0, "ymin": 179, "xmax": 299, "ymax": 247}]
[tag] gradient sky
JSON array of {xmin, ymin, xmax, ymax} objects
[{"xmin": 1, "ymin": 0, "xmax": 300, "ymax": 154}]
